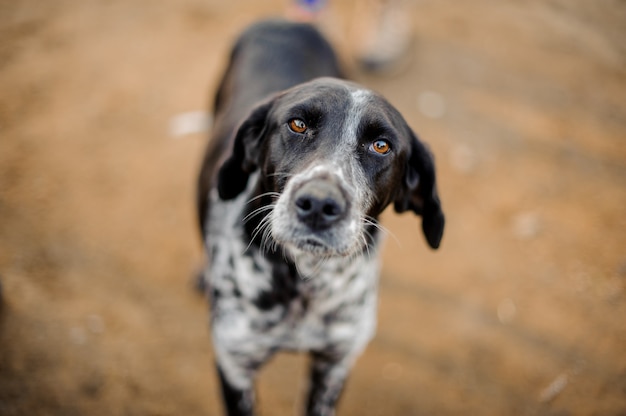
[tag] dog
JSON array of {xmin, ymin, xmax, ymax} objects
[{"xmin": 197, "ymin": 19, "xmax": 444, "ymax": 416}]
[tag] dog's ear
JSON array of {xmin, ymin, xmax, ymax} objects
[
  {"xmin": 217, "ymin": 98, "xmax": 274, "ymax": 200},
  {"xmin": 393, "ymin": 129, "xmax": 445, "ymax": 249}
]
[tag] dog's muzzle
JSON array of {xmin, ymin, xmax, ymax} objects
[{"xmin": 271, "ymin": 166, "xmax": 364, "ymax": 257}]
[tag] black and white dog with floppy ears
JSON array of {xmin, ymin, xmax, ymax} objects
[{"xmin": 197, "ymin": 19, "xmax": 444, "ymax": 416}]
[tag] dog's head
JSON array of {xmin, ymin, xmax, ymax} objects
[{"xmin": 218, "ymin": 78, "xmax": 444, "ymax": 258}]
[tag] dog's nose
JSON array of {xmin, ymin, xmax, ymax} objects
[{"xmin": 294, "ymin": 181, "xmax": 346, "ymax": 230}]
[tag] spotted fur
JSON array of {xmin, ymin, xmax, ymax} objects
[{"xmin": 197, "ymin": 20, "xmax": 444, "ymax": 416}]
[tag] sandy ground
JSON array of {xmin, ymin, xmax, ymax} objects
[{"xmin": 1, "ymin": 0, "xmax": 625, "ymax": 415}]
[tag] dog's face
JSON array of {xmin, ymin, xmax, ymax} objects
[{"xmin": 218, "ymin": 78, "xmax": 444, "ymax": 258}]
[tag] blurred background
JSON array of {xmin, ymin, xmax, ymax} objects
[{"xmin": 0, "ymin": 0, "xmax": 624, "ymax": 415}]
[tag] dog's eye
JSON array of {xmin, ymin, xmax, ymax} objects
[
  {"xmin": 370, "ymin": 139, "xmax": 391, "ymax": 155},
  {"xmin": 288, "ymin": 118, "xmax": 307, "ymax": 134}
]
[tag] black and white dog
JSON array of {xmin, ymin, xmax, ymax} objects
[{"xmin": 197, "ymin": 19, "xmax": 444, "ymax": 416}]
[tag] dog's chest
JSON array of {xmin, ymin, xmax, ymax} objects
[{"xmin": 205, "ymin": 188, "xmax": 380, "ymax": 352}]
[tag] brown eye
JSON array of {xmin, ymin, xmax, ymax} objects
[
  {"xmin": 370, "ymin": 139, "xmax": 391, "ymax": 155},
  {"xmin": 288, "ymin": 118, "xmax": 307, "ymax": 134}
]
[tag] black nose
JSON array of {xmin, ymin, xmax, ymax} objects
[{"xmin": 294, "ymin": 182, "xmax": 346, "ymax": 231}]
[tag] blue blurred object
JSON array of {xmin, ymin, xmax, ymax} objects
[{"xmin": 296, "ymin": 0, "xmax": 326, "ymax": 13}]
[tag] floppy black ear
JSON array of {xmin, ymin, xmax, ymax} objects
[
  {"xmin": 217, "ymin": 99, "xmax": 274, "ymax": 200},
  {"xmin": 394, "ymin": 130, "xmax": 445, "ymax": 249}
]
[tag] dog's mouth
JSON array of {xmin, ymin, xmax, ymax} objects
[
  {"xmin": 297, "ymin": 238, "xmax": 333, "ymax": 255},
  {"xmin": 281, "ymin": 233, "xmax": 358, "ymax": 258},
  {"xmin": 303, "ymin": 238, "xmax": 324, "ymax": 248},
  {"xmin": 290, "ymin": 235, "xmax": 330, "ymax": 252}
]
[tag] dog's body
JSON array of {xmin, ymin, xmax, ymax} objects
[{"xmin": 198, "ymin": 20, "xmax": 444, "ymax": 416}]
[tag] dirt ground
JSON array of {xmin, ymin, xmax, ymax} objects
[{"xmin": 1, "ymin": 0, "xmax": 625, "ymax": 415}]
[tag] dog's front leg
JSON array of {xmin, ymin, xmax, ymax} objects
[
  {"xmin": 213, "ymin": 333, "xmax": 267, "ymax": 416},
  {"xmin": 215, "ymin": 361, "xmax": 258, "ymax": 416},
  {"xmin": 305, "ymin": 351, "xmax": 354, "ymax": 416}
]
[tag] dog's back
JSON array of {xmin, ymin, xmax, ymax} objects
[
  {"xmin": 198, "ymin": 21, "xmax": 342, "ymax": 231},
  {"xmin": 214, "ymin": 20, "xmax": 342, "ymax": 122}
]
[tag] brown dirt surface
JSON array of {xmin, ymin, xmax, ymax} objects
[{"xmin": 1, "ymin": 1, "xmax": 625, "ymax": 415}]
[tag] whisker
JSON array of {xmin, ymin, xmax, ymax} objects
[
  {"xmin": 242, "ymin": 204, "xmax": 275, "ymax": 224},
  {"xmin": 245, "ymin": 192, "xmax": 281, "ymax": 206},
  {"xmin": 361, "ymin": 231, "xmax": 372, "ymax": 260},
  {"xmin": 266, "ymin": 171, "xmax": 294, "ymax": 179},
  {"xmin": 281, "ymin": 245, "xmax": 289, "ymax": 264},
  {"xmin": 246, "ymin": 211, "xmax": 274, "ymax": 253},
  {"xmin": 260, "ymin": 220, "xmax": 275, "ymax": 254},
  {"xmin": 362, "ymin": 215, "xmax": 401, "ymax": 248}
]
